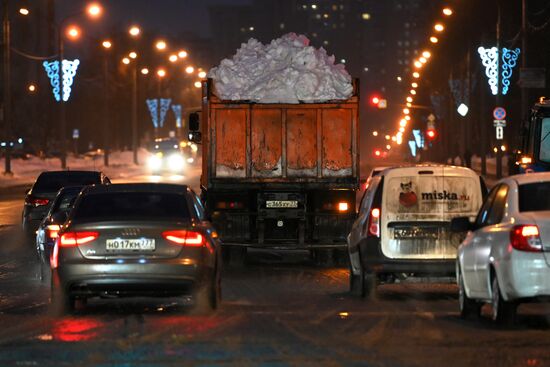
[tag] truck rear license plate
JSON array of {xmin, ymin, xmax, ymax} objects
[{"xmin": 266, "ymin": 200, "xmax": 298, "ymax": 208}]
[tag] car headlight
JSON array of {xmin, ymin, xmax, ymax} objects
[
  {"xmin": 187, "ymin": 157, "xmax": 194, "ymax": 163},
  {"xmin": 148, "ymin": 155, "xmax": 162, "ymax": 170},
  {"xmin": 168, "ymin": 154, "xmax": 185, "ymax": 171}
]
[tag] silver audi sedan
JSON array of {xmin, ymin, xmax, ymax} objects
[
  {"xmin": 453, "ymin": 172, "xmax": 550, "ymax": 324},
  {"xmin": 50, "ymin": 183, "xmax": 221, "ymax": 314}
]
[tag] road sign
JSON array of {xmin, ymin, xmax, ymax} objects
[
  {"xmin": 427, "ymin": 113, "xmax": 436, "ymax": 122},
  {"xmin": 493, "ymin": 119, "xmax": 506, "ymax": 127},
  {"xmin": 493, "ymin": 107, "xmax": 506, "ymax": 120},
  {"xmin": 72, "ymin": 129, "xmax": 79, "ymax": 139},
  {"xmin": 496, "ymin": 126, "xmax": 504, "ymax": 140}
]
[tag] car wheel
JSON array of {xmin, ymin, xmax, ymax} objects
[
  {"xmin": 491, "ymin": 275, "xmax": 517, "ymax": 325},
  {"xmin": 193, "ymin": 276, "xmax": 218, "ymax": 315},
  {"xmin": 349, "ymin": 264, "xmax": 365, "ymax": 297},
  {"xmin": 50, "ymin": 284, "xmax": 74, "ymax": 316},
  {"xmin": 458, "ymin": 267, "xmax": 480, "ymax": 319}
]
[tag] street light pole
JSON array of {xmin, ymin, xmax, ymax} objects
[
  {"xmin": 103, "ymin": 53, "xmax": 109, "ymax": 166},
  {"xmin": 58, "ymin": 32, "xmax": 67, "ymax": 169},
  {"xmin": 132, "ymin": 62, "xmax": 138, "ymax": 165},
  {"xmin": 2, "ymin": 0, "xmax": 12, "ymax": 175}
]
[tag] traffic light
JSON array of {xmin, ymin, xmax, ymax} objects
[
  {"xmin": 369, "ymin": 95, "xmax": 387, "ymax": 109},
  {"xmin": 374, "ymin": 149, "xmax": 382, "ymax": 157},
  {"xmin": 426, "ymin": 128, "xmax": 436, "ymax": 141}
]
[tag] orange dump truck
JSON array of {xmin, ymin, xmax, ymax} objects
[{"xmin": 197, "ymin": 79, "xmax": 360, "ymax": 260}]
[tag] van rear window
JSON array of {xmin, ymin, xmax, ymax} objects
[{"xmin": 386, "ymin": 176, "xmax": 479, "ymax": 214}]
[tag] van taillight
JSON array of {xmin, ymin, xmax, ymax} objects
[
  {"xmin": 367, "ymin": 208, "xmax": 381, "ymax": 237},
  {"xmin": 510, "ymin": 225, "xmax": 542, "ymax": 252},
  {"xmin": 59, "ymin": 231, "xmax": 99, "ymax": 247},
  {"xmin": 25, "ymin": 196, "xmax": 49, "ymax": 207}
]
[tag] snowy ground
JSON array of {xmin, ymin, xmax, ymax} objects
[{"xmin": 0, "ymin": 149, "xmax": 202, "ymax": 191}]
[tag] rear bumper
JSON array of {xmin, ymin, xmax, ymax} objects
[
  {"xmin": 54, "ymin": 259, "xmax": 209, "ymax": 297},
  {"xmin": 359, "ymin": 237, "xmax": 455, "ymax": 276},
  {"xmin": 498, "ymin": 251, "xmax": 550, "ymax": 300}
]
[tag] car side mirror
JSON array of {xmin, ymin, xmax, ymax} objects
[
  {"xmin": 450, "ymin": 217, "xmax": 474, "ymax": 232},
  {"xmin": 51, "ymin": 211, "xmax": 68, "ymax": 224},
  {"xmin": 189, "ymin": 112, "xmax": 200, "ymax": 131}
]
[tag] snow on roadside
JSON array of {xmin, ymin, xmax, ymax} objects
[
  {"xmin": 0, "ymin": 149, "xmax": 151, "ymax": 188},
  {"xmin": 208, "ymin": 33, "xmax": 353, "ymax": 103}
]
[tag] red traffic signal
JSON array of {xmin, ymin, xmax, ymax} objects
[
  {"xmin": 374, "ymin": 149, "xmax": 381, "ymax": 157},
  {"xmin": 426, "ymin": 128, "xmax": 436, "ymax": 140},
  {"xmin": 371, "ymin": 96, "xmax": 380, "ymax": 105}
]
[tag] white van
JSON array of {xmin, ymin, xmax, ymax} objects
[{"xmin": 348, "ymin": 165, "xmax": 487, "ymax": 297}]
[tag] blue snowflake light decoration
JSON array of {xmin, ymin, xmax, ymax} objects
[
  {"xmin": 478, "ymin": 47, "xmax": 499, "ymax": 96},
  {"xmin": 171, "ymin": 104, "xmax": 182, "ymax": 128},
  {"xmin": 501, "ymin": 48, "xmax": 520, "ymax": 96},
  {"xmin": 159, "ymin": 98, "xmax": 172, "ymax": 128},
  {"xmin": 42, "ymin": 59, "xmax": 80, "ymax": 102},
  {"xmin": 146, "ymin": 99, "xmax": 159, "ymax": 128}
]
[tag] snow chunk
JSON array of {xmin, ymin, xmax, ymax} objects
[{"xmin": 208, "ymin": 33, "xmax": 353, "ymax": 103}]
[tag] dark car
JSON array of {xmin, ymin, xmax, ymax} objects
[
  {"xmin": 22, "ymin": 171, "xmax": 110, "ymax": 236},
  {"xmin": 36, "ymin": 186, "xmax": 84, "ymax": 274},
  {"xmin": 50, "ymin": 183, "xmax": 221, "ymax": 314}
]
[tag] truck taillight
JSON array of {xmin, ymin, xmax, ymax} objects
[
  {"xmin": 216, "ymin": 201, "xmax": 244, "ymax": 209},
  {"xmin": 367, "ymin": 208, "xmax": 381, "ymax": 237},
  {"xmin": 510, "ymin": 225, "xmax": 542, "ymax": 252},
  {"xmin": 338, "ymin": 202, "xmax": 349, "ymax": 212}
]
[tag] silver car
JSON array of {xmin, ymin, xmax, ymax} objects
[
  {"xmin": 50, "ymin": 183, "xmax": 221, "ymax": 314},
  {"xmin": 454, "ymin": 172, "xmax": 550, "ymax": 324}
]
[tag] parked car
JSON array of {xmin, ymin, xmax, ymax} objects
[
  {"xmin": 36, "ymin": 186, "xmax": 84, "ymax": 277},
  {"xmin": 22, "ymin": 171, "xmax": 110, "ymax": 236},
  {"xmin": 348, "ymin": 165, "xmax": 487, "ymax": 297},
  {"xmin": 50, "ymin": 183, "xmax": 221, "ymax": 314},
  {"xmin": 453, "ymin": 172, "xmax": 550, "ymax": 324}
]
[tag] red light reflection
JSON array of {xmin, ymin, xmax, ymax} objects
[{"xmin": 52, "ymin": 318, "xmax": 103, "ymax": 342}]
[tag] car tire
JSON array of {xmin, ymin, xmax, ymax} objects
[
  {"xmin": 458, "ymin": 267, "xmax": 480, "ymax": 319},
  {"xmin": 193, "ymin": 275, "xmax": 219, "ymax": 314},
  {"xmin": 50, "ymin": 284, "xmax": 74, "ymax": 316},
  {"xmin": 491, "ymin": 275, "xmax": 517, "ymax": 325}
]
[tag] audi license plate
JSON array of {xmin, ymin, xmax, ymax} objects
[
  {"xmin": 106, "ymin": 238, "xmax": 155, "ymax": 251},
  {"xmin": 266, "ymin": 200, "xmax": 298, "ymax": 208}
]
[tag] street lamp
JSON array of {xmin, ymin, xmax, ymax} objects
[
  {"xmin": 28, "ymin": 84, "xmax": 36, "ymax": 93},
  {"xmin": 141, "ymin": 67, "xmax": 149, "ymax": 75},
  {"xmin": 19, "ymin": 8, "xmax": 29, "ymax": 16},
  {"xmin": 129, "ymin": 51, "xmax": 137, "ymax": 59},
  {"xmin": 430, "ymin": 36, "xmax": 439, "ymax": 43},
  {"xmin": 434, "ymin": 23, "xmax": 444, "ymax": 32},
  {"xmin": 198, "ymin": 71, "xmax": 207, "ymax": 78},
  {"xmin": 442, "ymin": 7, "xmax": 453, "ymax": 16},
  {"xmin": 101, "ymin": 40, "xmax": 112, "ymax": 49},
  {"xmin": 185, "ymin": 66, "xmax": 194, "ymax": 74},
  {"xmin": 155, "ymin": 40, "xmax": 167, "ymax": 51},
  {"xmin": 178, "ymin": 50, "xmax": 188, "ymax": 58},
  {"xmin": 129, "ymin": 25, "xmax": 140, "ymax": 37}
]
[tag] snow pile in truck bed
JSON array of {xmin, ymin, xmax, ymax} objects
[{"xmin": 208, "ymin": 33, "xmax": 353, "ymax": 103}]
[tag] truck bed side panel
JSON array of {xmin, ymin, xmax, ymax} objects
[
  {"xmin": 286, "ymin": 109, "xmax": 317, "ymax": 177},
  {"xmin": 215, "ymin": 108, "xmax": 247, "ymax": 178},
  {"xmin": 251, "ymin": 109, "xmax": 283, "ymax": 177},
  {"xmin": 322, "ymin": 108, "xmax": 353, "ymax": 177}
]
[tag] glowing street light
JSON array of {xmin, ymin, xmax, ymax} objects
[
  {"xmin": 411, "ymin": 82, "xmax": 418, "ymax": 88},
  {"xmin": 178, "ymin": 50, "xmax": 188, "ymax": 58},
  {"xmin": 403, "ymin": 108, "xmax": 410, "ymax": 115},
  {"xmin": 406, "ymin": 102, "xmax": 412, "ymax": 107},
  {"xmin": 141, "ymin": 67, "xmax": 149, "ymax": 75},
  {"xmin": 122, "ymin": 57, "xmax": 130, "ymax": 65},
  {"xmin": 406, "ymin": 96, "xmax": 413, "ymax": 103},
  {"xmin": 412, "ymin": 72, "xmax": 420, "ymax": 78},
  {"xmin": 194, "ymin": 81, "xmax": 202, "ymax": 88},
  {"xmin": 185, "ymin": 66, "xmax": 194, "ymax": 74},
  {"xmin": 157, "ymin": 68, "xmax": 166, "ymax": 78},
  {"xmin": 419, "ymin": 57, "xmax": 427, "ymax": 64},
  {"xmin": 198, "ymin": 71, "xmax": 207, "ymax": 78},
  {"xmin": 414, "ymin": 60, "xmax": 422, "ymax": 68},
  {"xmin": 430, "ymin": 36, "xmax": 439, "ymax": 43},
  {"xmin": 169, "ymin": 54, "xmax": 178, "ymax": 63},
  {"xmin": 66, "ymin": 25, "xmax": 81, "ymax": 40},
  {"xmin": 28, "ymin": 84, "xmax": 37, "ymax": 93},
  {"xmin": 385, "ymin": 135, "xmax": 391, "ymax": 140},
  {"xmin": 129, "ymin": 25, "xmax": 141, "ymax": 37},
  {"xmin": 155, "ymin": 40, "xmax": 167, "ymax": 51},
  {"xmin": 434, "ymin": 23, "xmax": 444, "ymax": 32},
  {"xmin": 443, "ymin": 7, "xmax": 453, "ymax": 16},
  {"xmin": 372, "ymin": 131, "xmax": 378, "ymax": 137},
  {"xmin": 405, "ymin": 115, "xmax": 411, "ymax": 121},
  {"xmin": 86, "ymin": 3, "xmax": 102, "ymax": 18},
  {"xmin": 410, "ymin": 90, "xmax": 417, "ymax": 95},
  {"xmin": 129, "ymin": 51, "xmax": 137, "ymax": 59},
  {"xmin": 399, "ymin": 119, "xmax": 407, "ymax": 127},
  {"xmin": 102, "ymin": 40, "xmax": 112, "ymax": 49},
  {"xmin": 19, "ymin": 8, "xmax": 29, "ymax": 16},
  {"xmin": 422, "ymin": 51, "xmax": 431, "ymax": 58}
]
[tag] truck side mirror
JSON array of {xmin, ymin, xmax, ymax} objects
[
  {"xmin": 188, "ymin": 131, "xmax": 202, "ymax": 144},
  {"xmin": 189, "ymin": 112, "xmax": 200, "ymax": 132}
]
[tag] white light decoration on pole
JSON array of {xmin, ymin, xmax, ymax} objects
[
  {"xmin": 478, "ymin": 46, "xmax": 520, "ymax": 96},
  {"xmin": 42, "ymin": 59, "xmax": 80, "ymax": 102},
  {"xmin": 457, "ymin": 103, "xmax": 469, "ymax": 117}
]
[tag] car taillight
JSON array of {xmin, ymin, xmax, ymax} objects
[
  {"xmin": 59, "ymin": 231, "xmax": 99, "ymax": 247},
  {"xmin": 46, "ymin": 224, "xmax": 61, "ymax": 239},
  {"xmin": 162, "ymin": 230, "xmax": 205, "ymax": 247},
  {"xmin": 367, "ymin": 208, "xmax": 381, "ymax": 237},
  {"xmin": 25, "ymin": 196, "xmax": 49, "ymax": 207},
  {"xmin": 510, "ymin": 225, "xmax": 543, "ymax": 252}
]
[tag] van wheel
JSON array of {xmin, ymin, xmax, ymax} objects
[
  {"xmin": 458, "ymin": 267, "xmax": 480, "ymax": 319},
  {"xmin": 349, "ymin": 265, "xmax": 364, "ymax": 297},
  {"xmin": 363, "ymin": 272, "xmax": 377, "ymax": 299},
  {"xmin": 491, "ymin": 276, "xmax": 517, "ymax": 325}
]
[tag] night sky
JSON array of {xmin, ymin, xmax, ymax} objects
[{"xmin": 58, "ymin": 0, "xmax": 252, "ymax": 37}]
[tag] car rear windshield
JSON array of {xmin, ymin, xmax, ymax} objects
[
  {"xmin": 52, "ymin": 189, "xmax": 82, "ymax": 213},
  {"xmin": 33, "ymin": 172, "xmax": 100, "ymax": 194},
  {"xmin": 518, "ymin": 182, "xmax": 550, "ymax": 212},
  {"xmin": 73, "ymin": 192, "xmax": 191, "ymax": 221}
]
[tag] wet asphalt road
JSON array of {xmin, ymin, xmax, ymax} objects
[{"xmin": 0, "ymin": 184, "xmax": 549, "ymax": 366}]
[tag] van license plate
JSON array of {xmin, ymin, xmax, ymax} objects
[
  {"xmin": 266, "ymin": 200, "xmax": 298, "ymax": 208},
  {"xmin": 394, "ymin": 228, "xmax": 439, "ymax": 239}
]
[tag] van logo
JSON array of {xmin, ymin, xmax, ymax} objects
[
  {"xmin": 121, "ymin": 228, "xmax": 141, "ymax": 236},
  {"xmin": 399, "ymin": 181, "xmax": 418, "ymax": 207},
  {"xmin": 421, "ymin": 191, "xmax": 470, "ymax": 201}
]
